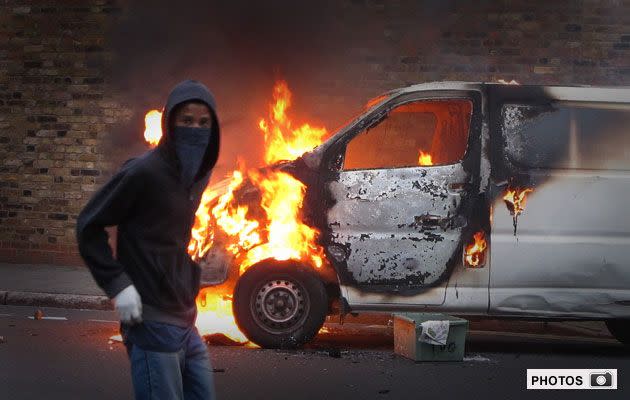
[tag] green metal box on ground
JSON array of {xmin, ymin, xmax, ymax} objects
[{"xmin": 393, "ymin": 313, "xmax": 469, "ymax": 362}]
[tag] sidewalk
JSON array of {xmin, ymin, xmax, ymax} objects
[
  {"xmin": 0, "ymin": 262, "xmax": 615, "ymax": 340},
  {"xmin": 0, "ymin": 263, "xmax": 111, "ymax": 310}
]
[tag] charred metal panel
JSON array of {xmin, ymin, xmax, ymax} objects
[
  {"xmin": 343, "ymin": 282, "xmax": 448, "ymax": 308},
  {"xmin": 479, "ymin": 119, "xmax": 491, "ymax": 193},
  {"xmin": 199, "ymin": 240, "xmax": 231, "ymax": 286},
  {"xmin": 318, "ymin": 87, "xmax": 484, "ymax": 297},
  {"xmin": 490, "ymin": 170, "xmax": 630, "ymax": 318},
  {"xmin": 488, "ymin": 86, "xmax": 630, "ymax": 320},
  {"xmin": 327, "ymin": 164, "xmax": 471, "ymax": 287}
]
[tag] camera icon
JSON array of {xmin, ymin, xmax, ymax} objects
[{"xmin": 590, "ymin": 371, "xmax": 613, "ymax": 388}]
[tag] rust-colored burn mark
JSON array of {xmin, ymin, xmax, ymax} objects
[{"xmin": 503, "ymin": 187, "xmax": 533, "ymax": 235}]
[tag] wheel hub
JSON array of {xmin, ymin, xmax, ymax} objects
[{"xmin": 252, "ymin": 279, "xmax": 309, "ymax": 333}]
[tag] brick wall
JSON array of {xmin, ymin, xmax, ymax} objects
[
  {"xmin": 301, "ymin": 0, "xmax": 630, "ymax": 127},
  {"xmin": 0, "ymin": 0, "xmax": 629, "ymax": 267},
  {"xmin": 0, "ymin": 1, "xmax": 131, "ymax": 266}
]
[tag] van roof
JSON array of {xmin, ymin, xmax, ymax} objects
[{"xmin": 387, "ymin": 81, "xmax": 630, "ymax": 104}]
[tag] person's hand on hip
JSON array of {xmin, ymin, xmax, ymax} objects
[{"xmin": 114, "ymin": 285, "xmax": 143, "ymax": 324}]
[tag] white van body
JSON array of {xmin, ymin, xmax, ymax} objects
[
  {"xmin": 203, "ymin": 82, "xmax": 630, "ymax": 347},
  {"xmin": 326, "ymin": 83, "xmax": 630, "ymax": 321}
]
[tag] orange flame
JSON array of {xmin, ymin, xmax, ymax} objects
[
  {"xmin": 143, "ymin": 109, "xmax": 162, "ymax": 146},
  {"xmin": 503, "ymin": 187, "xmax": 533, "ymax": 236},
  {"xmin": 258, "ymin": 81, "xmax": 327, "ymax": 164},
  {"xmin": 187, "ymin": 188, "xmax": 220, "ymax": 259},
  {"xmin": 185, "ymin": 81, "xmax": 328, "ymax": 344},
  {"xmin": 503, "ymin": 187, "xmax": 533, "ymax": 216},
  {"xmin": 241, "ymin": 170, "xmax": 324, "ymax": 273},
  {"xmin": 464, "ymin": 231, "xmax": 487, "ymax": 267},
  {"xmin": 209, "ymin": 170, "xmax": 261, "ymax": 256},
  {"xmin": 418, "ymin": 150, "xmax": 433, "ymax": 166},
  {"xmin": 195, "ymin": 291, "xmax": 250, "ymax": 344}
]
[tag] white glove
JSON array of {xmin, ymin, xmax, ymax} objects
[{"xmin": 113, "ymin": 285, "xmax": 143, "ymax": 325}]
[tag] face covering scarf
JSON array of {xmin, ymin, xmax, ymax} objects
[{"xmin": 171, "ymin": 126, "xmax": 211, "ymax": 187}]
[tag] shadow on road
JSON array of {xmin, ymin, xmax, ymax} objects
[{"xmin": 303, "ymin": 320, "xmax": 630, "ymax": 359}]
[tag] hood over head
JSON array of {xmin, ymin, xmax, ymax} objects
[{"xmin": 158, "ymin": 79, "xmax": 221, "ymax": 182}]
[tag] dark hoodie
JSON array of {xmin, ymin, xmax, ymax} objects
[{"xmin": 76, "ymin": 80, "xmax": 220, "ymax": 327}]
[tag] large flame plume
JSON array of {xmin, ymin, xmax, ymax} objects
[
  {"xmin": 240, "ymin": 170, "xmax": 324, "ymax": 272},
  {"xmin": 258, "ymin": 81, "xmax": 327, "ymax": 165},
  {"xmin": 188, "ymin": 81, "xmax": 327, "ymax": 272},
  {"xmin": 142, "ymin": 81, "xmax": 328, "ymax": 344}
]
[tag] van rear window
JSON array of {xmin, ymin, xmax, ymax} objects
[{"xmin": 501, "ymin": 104, "xmax": 630, "ymax": 170}]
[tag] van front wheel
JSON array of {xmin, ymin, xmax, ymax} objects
[
  {"xmin": 606, "ymin": 320, "xmax": 630, "ymax": 346},
  {"xmin": 233, "ymin": 260, "xmax": 328, "ymax": 349}
]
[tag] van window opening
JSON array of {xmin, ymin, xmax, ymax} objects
[
  {"xmin": 343, "ymin": 99, "xmax": 472, "ymax": 170},
  {"xmin": 502, "ymin": 104, "xmax": 630, "ymax": 171}
]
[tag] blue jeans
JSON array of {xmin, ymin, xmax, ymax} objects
[{"xmin": 127, "ymin": 329, "xmax": 216, "ymax": 400}]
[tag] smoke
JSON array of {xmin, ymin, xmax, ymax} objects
[
  {"xmin": 106, "ymin": 1, "xmax": 338, "ymax": 176},
  {"xmin": 104, "ymin": 0, "xmax": 455, "ymax": 179}
]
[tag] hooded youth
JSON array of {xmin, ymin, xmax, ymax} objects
[{"xmin": 77, "ymin": 80, "xmax": 220, "ymax": 327}]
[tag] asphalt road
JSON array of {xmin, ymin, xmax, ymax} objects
[{"xmin": 1, "ymin": 305, "xmax": 629, "ymax": 400}]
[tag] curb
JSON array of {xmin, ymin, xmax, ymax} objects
[{"xmin": 1, "ymin": 290, "xmax": 112, "ymax": 310}]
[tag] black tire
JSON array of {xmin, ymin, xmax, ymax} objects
[
  {"xmin": 606, "ymin": 320, "xmax": 630, "ymax": 346},
  {"xmin": 233, "ymin": 259, "xmax": 328, "ymax": 349}
]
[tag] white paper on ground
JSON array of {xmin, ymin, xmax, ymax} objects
[{"xmin": 419, "ymin": 320, "xmax": 450, "ymax": 345}]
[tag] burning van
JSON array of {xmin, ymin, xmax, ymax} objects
[{"xmin": 190, "ymin": 81, "xmax": 630, "ymax": 348}]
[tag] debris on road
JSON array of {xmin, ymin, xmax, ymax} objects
[
  {"xmin": 27, "ymin": 315, "xmax": 68, "ymax": 321},
  {"xmin": 28, "ymin": 310, "xmax": 68, "ymax": 321},
  {"xmin": 463, "ymin": 354, "xmax": 492, "ymax": 362},
  {"xmin": 109, "ymin": 334, "xmax": 123, "ymax": 344},
  {"xmin": 204, "ymin": 333, "xmax": 248, "ymax": 347}
]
